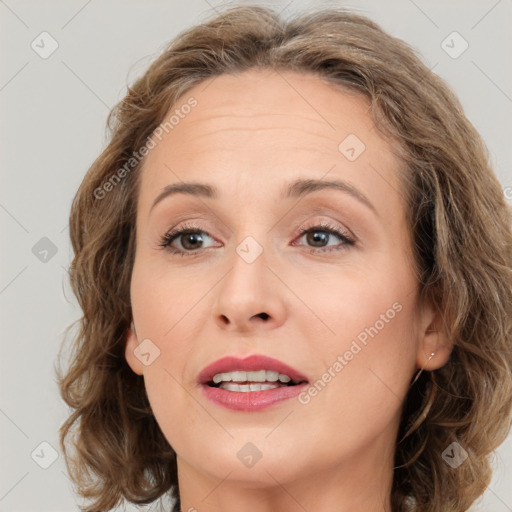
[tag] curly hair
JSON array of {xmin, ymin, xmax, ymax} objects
[{"xmin": 57, "ymin": 4, "xmax": 512, "ymax": 511}]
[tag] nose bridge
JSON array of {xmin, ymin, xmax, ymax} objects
[
  {"xmin": 223, "ymin": 232, "xmax": 269, "ymax": 305},
  {"xmin": 211, "ymin": 228, "xmax": 286, "ymax": 331},
  {"xmin": 227, "ymin": 210, "xmax": 273, "ymax": 274}
]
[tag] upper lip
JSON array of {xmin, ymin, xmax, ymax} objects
[{"xmin": 197, "ymin": 355, "xmax": 309, "ymax": 385}]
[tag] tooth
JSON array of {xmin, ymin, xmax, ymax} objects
[
  {"xmin": 212, "ymin": 370, "xmax": 293, "ymax": 385},
  {"xmin": 247, "ymin": 370, "xmax": 266, "ymax": 382},
  {"xmin": 222, "ymin": 383, "xmax": 240, "ymax": 391},
  {"xmin": 221, "ymin": 382, "xmax": 281, "ymax": 392},
  {"xmin": 250, "ymin": 383, "xmax": 279, "ymax": 391},
  {"xmin": 266, "ymin": 370, "xmax": 279, "ymax": 382}
]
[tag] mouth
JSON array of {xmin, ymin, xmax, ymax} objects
[
  {"xmin": 198, "ymin": 355, "xmax": 309, "ymax": 411},
  {"xmin": 207, "ymin": 369, "xmax": 304, "ymax": 391}
]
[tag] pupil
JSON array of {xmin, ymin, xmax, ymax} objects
[
  {"xmin": 183, "ymin": 233, "xmax": 202, "ymax": 250},
  {"xmin": 308, "ymin": 231, "xmax": 328, "ymax": 247}
]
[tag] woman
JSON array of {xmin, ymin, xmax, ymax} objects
[{"xmin": 58, "ymin": 5, "xmax": 512, "ymax": 511}]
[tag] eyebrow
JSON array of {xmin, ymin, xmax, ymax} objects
[{"xmin": 150, "ymin": 178, "xmax": 377, "ymax": 215}]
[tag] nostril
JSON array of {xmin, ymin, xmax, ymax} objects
[{"xmin": 256, "ymin": 312, "xmax": 269, "ymax": 320}]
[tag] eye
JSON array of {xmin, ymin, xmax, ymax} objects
[
  {"xmin": 293, "ymin": 221, "xmax": 355, "ymax": 253},
  {"xmin": 158, "ymin": 220, "xmax": 355, "ymax": 257},
  {"xmin": 158, "ymin": 222, "xmax": 217, "ymax": 256}
]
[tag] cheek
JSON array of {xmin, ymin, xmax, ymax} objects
[
  {"xmin": 306, "ymin": 319, "xmax": 417, "ymax": 455},
  {"xmin": 130, "ymin": 256, "xmax": 209, "ymax": 340},
  {"xmin": 295, "ymin": 267, "xmax": 419, "ymax": 424},
  {"xmin": 290, "ymin": 259, "xmax": 417, "ymax": 365},
  {"xmin": 129, "ymin": 263, "xmax": 212, "ymax": 444}
]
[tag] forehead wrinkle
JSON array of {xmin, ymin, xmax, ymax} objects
[
  {"xmin": 165, "ymin": 116, "xmax": 346, "ymax": 151},
  {"xmin": 180, "ymin": 114, "xmax": 336, "ymax": 133},
  {"xmin": 172, "ymin": 126, "xmax": 341, "ymax": 144}
]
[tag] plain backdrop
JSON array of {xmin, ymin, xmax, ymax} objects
[{"xmin": 1, "ymin": 1, "xmax": 511, "ymax": 511}]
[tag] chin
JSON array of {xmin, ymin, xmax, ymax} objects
[{"xmin": 175, "ymin": 434, "xmax": 312, "ymax": 487}]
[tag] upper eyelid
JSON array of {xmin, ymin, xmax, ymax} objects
[
  {"xmin": 164, "ymin": 218, "xmax": 351, "ymax": 236},
  {"xmin": 159, "ymin": 207, "xmax": 356, "ymax": 229},
  {"xmin": 152, "ymin": 200, "xmax": 364, "ymax": 228},
  {"xmin": 162, "ymin": 220, "xmax": 355, "ymax": 247}
]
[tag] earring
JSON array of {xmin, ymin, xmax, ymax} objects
[{"xmin": 409, "ymin": 352, "xmax": 436, "ymax": 387}]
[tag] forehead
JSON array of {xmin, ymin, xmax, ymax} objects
[
  {"xmin": 158, "ymin": 69, "xmax": 376, "ymax": 149},
  {"xmin": 137, "ymin": 69, "xmax": 404, "ymax": 219}
]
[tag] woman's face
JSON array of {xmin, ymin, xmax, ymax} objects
[{"xmin": 125, "ymin": 69, "xmax": 448, "ymax": 497}]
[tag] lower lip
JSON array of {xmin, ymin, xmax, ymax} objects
[{"xmin": 201, "ymin": 383, "xmax": 308, "ymax": 411}]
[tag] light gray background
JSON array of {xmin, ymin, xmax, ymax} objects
[{"xmin": 1, "ymin": 1, "xmax": 511, "ymax": 511}]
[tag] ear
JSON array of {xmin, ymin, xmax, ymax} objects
[
  {"xmin": 125, "ymin": 321, "xmax": 144, "ymax": 376},
  {"xmin": 416, "ymin": 300, "xmax": 453, "ymax": 371}
]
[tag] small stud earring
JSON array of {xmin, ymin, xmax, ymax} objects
[{"xmin": 428, "ymin": 352, "xmax": 435, "ymax": 361}]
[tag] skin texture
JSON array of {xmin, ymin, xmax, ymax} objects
[{"xmin": 125, "ymin": 69, "xmax": 451, "ymax": 512}]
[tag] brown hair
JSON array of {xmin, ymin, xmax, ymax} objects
[{"xmin": 57, "ymin": 4, "xmax": 512, "ymax": 511}]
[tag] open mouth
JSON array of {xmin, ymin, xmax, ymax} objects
[
  {"xmin": 206, "ymin": 369, "xmax": 306, "ymax": 392},
  {"xmin": 198, "ymin": 355, "xmax": 309, "ymax": 410}
]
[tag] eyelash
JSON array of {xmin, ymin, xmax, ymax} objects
[{"xmin": 158, "ymin": 221, "xmax": 355, "ymax": 257}]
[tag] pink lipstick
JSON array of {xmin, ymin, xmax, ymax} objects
[{"xmin": 198, "ymin": 355, "xmax": 309, "ymax": 411}]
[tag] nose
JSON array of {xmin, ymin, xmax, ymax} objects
[{"xmin": 211, "ymin": 242, "xmax": 287, "ymax": 333}]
